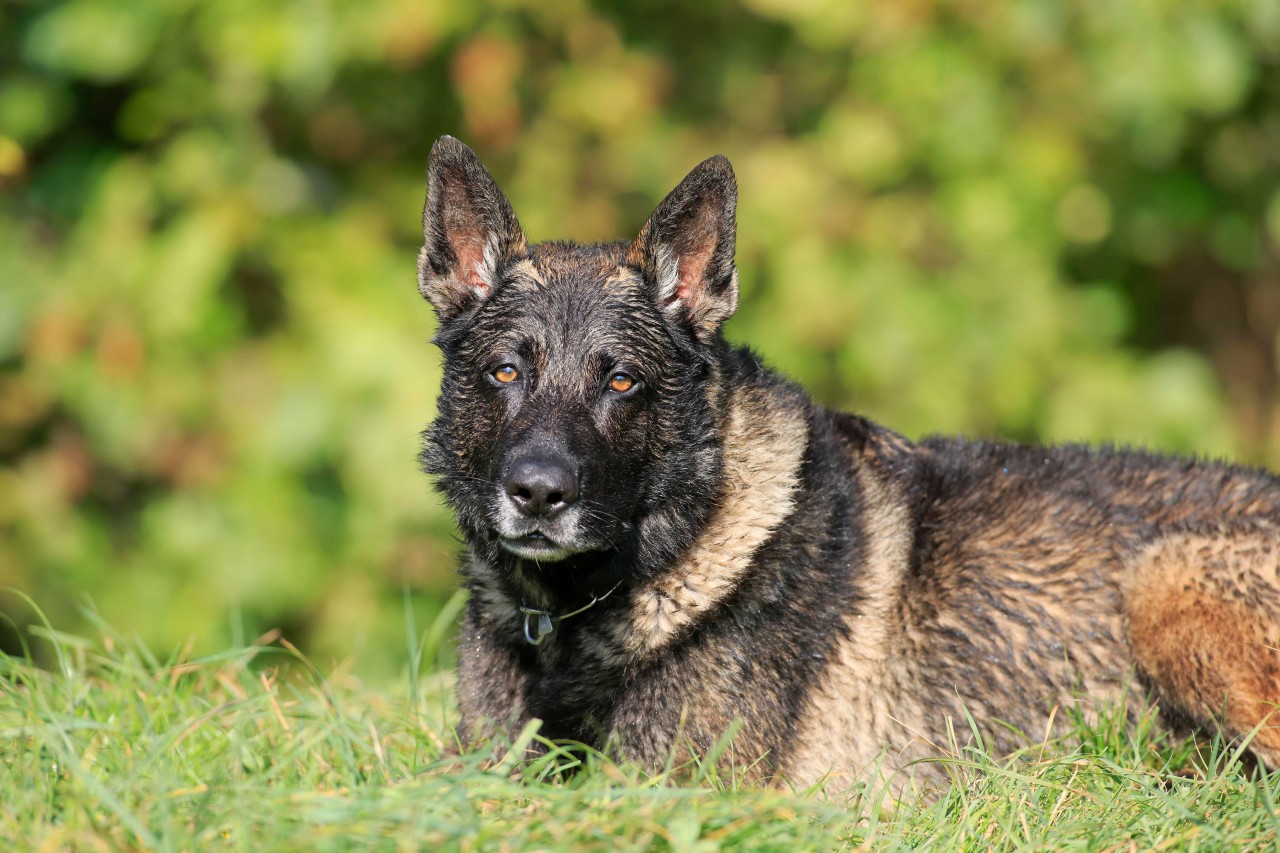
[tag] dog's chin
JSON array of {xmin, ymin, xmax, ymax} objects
[{"xmin": 497, "ymin": 533, "xmax": 580, "ymax": 562}]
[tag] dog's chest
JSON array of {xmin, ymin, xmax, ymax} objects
[{"xmin": 520, "ymin": 629, "xmax": 629, "ymax": 740}]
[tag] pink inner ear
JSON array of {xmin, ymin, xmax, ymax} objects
[
  {"xmin": 453, "ymin": 229, "xmax": 490, "ymax": 293},
  {"xmin": 671, "ymin": 199, "xmax": 722, "ymax": 303},
  {"xmin": 675, "ymin": 240, "xmax": 715, "ymax": 303},
  {"xmin": 440, "ymin": 177, "xmax": 493, "ymax": 294}
]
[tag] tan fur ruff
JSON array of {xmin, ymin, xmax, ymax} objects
[{"xmin": 785, "ymin": 462, "xmax": 922, "ymax": 788}]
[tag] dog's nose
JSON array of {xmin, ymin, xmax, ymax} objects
[{"xmin": 505, "ymin": 457, "xmax": 579, "ymax": 518}]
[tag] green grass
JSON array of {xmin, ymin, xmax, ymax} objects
[{"xmin": 2, "ymin": 604, "xmax": 1279, "ymax": 851}]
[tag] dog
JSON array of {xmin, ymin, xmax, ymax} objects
[{"xmin": 417, "ymin": 135, "xmax": 1280, "ymax": 790}]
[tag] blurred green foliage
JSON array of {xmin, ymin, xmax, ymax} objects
[{"xmin": 2, "ymin": 0, "xmax": 1279, "ymax": 677}]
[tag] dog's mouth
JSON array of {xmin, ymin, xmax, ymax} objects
[{"xmin": 497, "ymin": 530, "xmax": 580, "ymax": 562}]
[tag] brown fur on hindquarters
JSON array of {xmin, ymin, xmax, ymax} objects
[{"xmin": 1126, "ymin": 532, "xmax": 1280, "ymax": 765}]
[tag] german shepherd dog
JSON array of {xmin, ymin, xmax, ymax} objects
[{"xmin": 418, "ymin": 136, "xmax": 1280, "ymax": 790}]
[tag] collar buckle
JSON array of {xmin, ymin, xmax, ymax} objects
[{"xmin": 518, "ymin": 580, "xmax": 623, "ymax": 646}]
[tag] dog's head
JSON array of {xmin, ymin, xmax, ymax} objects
[{"xmin": 418, "ymin": 137, "xmax": 739, "ymax": 582}]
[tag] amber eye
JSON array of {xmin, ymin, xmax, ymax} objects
[
  {"xmin": 492, "ymin": 365, "xmax": 520, "ymax": 384},
  {"xmin": 608, "ymin": 372, "xmax": 636, "ymax": 394}
]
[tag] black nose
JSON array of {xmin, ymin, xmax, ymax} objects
[{"xmin": 504, "ymin": 457, "xmax": 579, "ymax": 518}]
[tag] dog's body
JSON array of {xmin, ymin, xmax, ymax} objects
[{"xmin": 418, "ymin": 137, "xmax": 1280, "ymax": 789}]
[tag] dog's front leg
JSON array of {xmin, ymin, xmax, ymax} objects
[
  {"xmin": 603, "ymin": 667, "xmax": 777, "ymax": 783},
  {"xmin": 453, "ymin": 605, "xmax": 539, "ymax": 760}
]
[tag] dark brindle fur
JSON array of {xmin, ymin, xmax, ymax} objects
[{"xmin": 417, "ymin": 136, "xmax": 1280, "ymax": 790}]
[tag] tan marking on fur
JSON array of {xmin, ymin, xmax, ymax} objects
[
  {"xmin": 625, "ymin": 386, "xmax": 809, "ymax": 657},
  {"xmin": 784, "ymin": 460, "xmax": 929, "ymax": 790},
  {"xmin": 842, "ymin": 464, "xmax": 914, "ymax": 661},
  {"xmin": 506, "ymin": 257, "xmax": 545, "ymax": 290},
  {"xmin": 601, "ymin": 267, "xmax": 641, "ymax": 292},
  {"xmin": 1126, "ymin": 532, "xmax": 1280, "ymax": 765}
]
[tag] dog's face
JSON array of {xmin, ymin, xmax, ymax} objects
[
  {"xmin": 434, "ymin": 245, "xmax": 681, "ymax": 564},
  {"xmin": 419, "ymin": 137, "xmax": 739, "ymax": 575}
]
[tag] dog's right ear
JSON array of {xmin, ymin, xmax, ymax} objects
[{"xmin": 419, "ymin": 136, "xmax": 527, "ymax": 323}]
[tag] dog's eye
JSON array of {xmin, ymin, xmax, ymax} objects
[
  {"xmin": 492, "ymin": 365, "xmax": 520, "ymax": 384},
  {"xmin": 608, "ymin": 372, "xmax": 636, "ymax": 394}
]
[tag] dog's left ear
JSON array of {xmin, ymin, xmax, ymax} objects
[
  {"xmin": 419, "ymin": 136, "xmax": 527, "ymax": 323},
  {"xmin": 628, "ymin": 156, "xmax": 739, "ymax": 342}
]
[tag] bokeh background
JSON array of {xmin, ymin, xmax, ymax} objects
[{"xmin": 2, "ymin": 0, "xmax": 1279, "ymax": 679}]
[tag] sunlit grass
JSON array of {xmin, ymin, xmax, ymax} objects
[{"xmin": 2, "ymin": 600, "xmax": 1278, "ymax": 850}]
